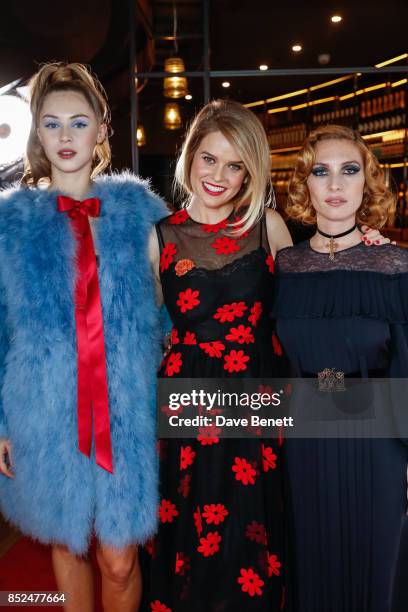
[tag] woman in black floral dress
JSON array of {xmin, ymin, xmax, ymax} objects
[{"xmin": 146, "ymin": 100, "xmax": 292, "ymax": 612}]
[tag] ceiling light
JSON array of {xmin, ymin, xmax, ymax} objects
[
  {"xmin": 259, "ymin": 64, "xmax": 268, "ymax": 71},
  {"xmin": 292, "ymin": 44, "xmax": 302, "ymax": 53},
  {"xmin": 375, "ymin": 53, "xmax": 408, "ymax": 68},
  {"xmin": 331, "ymin": 15, "xmax": 342, "ymax": 23},
  {"xmin": 185, "ymin": 94, "xmax": 192, "ymax": 100},
  {"xmin": 222, "ymin": 81, "xmax": 231, "ymax": 88},
  {"xmin": 136, "ymin": 125, "xmax": 146, "ymax": 147},
  {"xmin": 163, "ymin": 57, "xmax": 188, "ymax": 99},
  {"xmin": 164, "ymin": 103, "xmax": 182, "ymax": 130}
]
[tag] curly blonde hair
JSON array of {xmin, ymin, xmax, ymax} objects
[
  {"xmin": 175, "ymin": 99, "xmax": 273, "ymax": 235},
  {"xmin": 22, "ymin": 62, "xmax": 111, "ymax": 187},
  {"xmin": 286, "ymin": 124, "xmax": 394, "ymax": 228}
]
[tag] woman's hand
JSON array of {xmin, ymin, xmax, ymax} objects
[
  {"xmin": 361, "ymin": 225, "xmax": 396, "ymax": 246},
  {"xmin": 0, "ymin": 438, "xmax": 14, "ymax": 478}
]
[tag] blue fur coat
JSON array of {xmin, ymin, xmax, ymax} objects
[{"xmin": 0, "ymin": 173, "xmax": 167, "ymax": 554}]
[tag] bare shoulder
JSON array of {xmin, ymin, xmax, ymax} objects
[
  {"xmin": 264, "ymin": 208, "xmax": 293, "ymax": 255},
  {"xmin": 148, "ymin": 226, "xmax": 160, "ymax": 267}
]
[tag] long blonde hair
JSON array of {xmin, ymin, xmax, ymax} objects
[
  {"xmin": 287, "ymin": 124, "xmax": 394, "ymax": 228},
  {"xmin": 175, "ymin": 99, "xmax": 273, "ymax": 235},
  {"xmin": 22, "ymin": 62, "xmax": 111, "ymax": 187}
]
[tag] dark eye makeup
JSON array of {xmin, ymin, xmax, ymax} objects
[{"xmin": 310, "ymin": 163, "xmax": 361, "ymax": 176}]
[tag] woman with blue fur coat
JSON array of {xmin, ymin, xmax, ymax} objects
[{"xmin": 0, "ymin": 63, "xmax": 165, "ymax": 612}]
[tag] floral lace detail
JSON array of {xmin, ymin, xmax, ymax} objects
[{"xmin": 276, "ymin": 241, "xmax": 408, "ymax": 275}]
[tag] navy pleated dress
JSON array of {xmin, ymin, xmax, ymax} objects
[{"xmin": 273, "ymin": 241, "xmax": 408, "ymax": 612}]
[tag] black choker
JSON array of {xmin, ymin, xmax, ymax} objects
[{"xmin": 316, "ymin": 224, "xmax": 358, "ymax": 260}]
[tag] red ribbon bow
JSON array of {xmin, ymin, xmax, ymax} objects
[{"xmin": 57, "ymin": 195, "xmax": 113, "ymax": 473}]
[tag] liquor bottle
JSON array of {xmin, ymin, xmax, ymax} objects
[
  {"xmin": 366, "ymin": 99, "xmax": 372, "ymax": 117},
  {"xmin": 372, "ymin": 98, "xmax": 378, "ymax": 116}
]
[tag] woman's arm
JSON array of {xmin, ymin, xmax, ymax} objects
[
  {"xmin": 265, "ymin": 209, "xmax": 293, "ymax": 257},
  {"xmin": 148, "ymin": 227, "xmax": 163, "ymax": 307}
]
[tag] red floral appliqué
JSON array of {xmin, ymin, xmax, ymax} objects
[
  {"xmin": 224, "ymin": 349, "xmax": 250, "ymax": 373},
  {"xmin": 202, "ymin": 503, "xmax": 229, "ymax": 525},
  {"xmin": 144, "ymin": 538, "xmax": 155, "ymax": 556},
  {"xmin": 237, "ymin": 568, "xmax": 264, "ymax": 597},
  {"xmin": 183, "ymin": 331, "xmax": 197, "ymax": 345},
  {"xmin": 272, "ymin": 333, "xmax": 283, "ymax": 356},
  {"xmin": 180, "ymin": 445, "xmax": 196, "ymax": 470},
  {"xmin": 225, "ymin": 325, "xmax": 254, "ymax": 344},
  {"xmin": 245, "ymin": 520, "xmax": 268, "ymax": 545},
  {"xmin": 175, "ymin": 552, "xmax": 190, "ymax": 576},
  {"xmin": 160, "ymin": 243, "xmax": 177, "ymax": 272},
  {"xmin": 170, "ymin": 328, "xmax": 180, "ymax": 345},
  {"xmin": 267, "ymin": 553, "xmax": 281, "ymax": 577},
  {"xmin": 197, "ymin": 531, "xmax": 222, "ymax": 557},
  {"xmin": 266, "ymin": 253, "xmax": 275, "ymax": 274},
  {"xmin": 175, "ymin": 258, "xmax": 195, "ymax": 277},
  {"xmin": 177, "ymin": 288, "xmax": 200, "ymax": 313},
  {"xmin": 197, "ymin": 425, "xmax": 221, "ymax": 445},
  {"xmin": 232, "ymin": 457, "xmax": 257, "ymax": 485},
  {"xmin": 202, "ymin": 219, "xmax": 228, "ymax": 233},
  {"xmin": 214, "ymin": 301, "xmax": 247, "ymax": 323},
  {"xmin": 165, "ymin": 352, "xmax": 182, "ymax": 377},
  {"xmin": 248, "ymin": 302, "xmax": 262, "ymax": 326},
  {"xmin": 199, "ymin": 341, "xmax": 225, "ymax": 358},
  {"xmin": 193, "ymin": 506, "xmax": 203, "ymax": 536},
  {"xmin": 169, "ymin": 209, "xmax": 189, "ymax": 224},
  {"xmin": 261, "ymin": 444, "xmax": 277, "ymax": 472},
  {"xmin": 158, "ymin": 499, "xmax": 179, "ymax": 524},
  {"xmin": 151, "ymin": 601, "xmax": 172, "ymax": 612},
  {"xmin": 211, "ymin": 236, "xmax": 241, "ymax": 255},
  {"xmin": 178, "ymin": 473, "xmax": 191, "ymax": 498}
]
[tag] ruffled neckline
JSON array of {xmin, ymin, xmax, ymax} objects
[{"xmin": 273, "ymin": 268, "xmax": 408, "ymax": 323}]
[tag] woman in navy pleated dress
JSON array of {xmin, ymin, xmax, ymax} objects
[{"xmin": 273, "ymin": 125, "xmax": 408, "ymax": 612}]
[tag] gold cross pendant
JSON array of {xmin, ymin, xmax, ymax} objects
[{"xmin": 327, "ymin": 237, "xmax": 336, "ymax": 260}]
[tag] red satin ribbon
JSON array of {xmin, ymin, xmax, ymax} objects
[{"xmin": 57, "ymin": 195, "xmax": 113, "ymax": 473}]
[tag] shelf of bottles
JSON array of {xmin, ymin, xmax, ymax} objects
[{"xmin": 267, "ymin": 81, "xmax": 408, "ymax": 236}]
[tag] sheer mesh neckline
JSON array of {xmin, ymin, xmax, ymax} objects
[
  {"xmin": 156, "ymin": 210, "xmax": 271, "ymax": 272},
  {"xmin": 185, "ymin": 206, "xmax": 234, "ymax": 227}
]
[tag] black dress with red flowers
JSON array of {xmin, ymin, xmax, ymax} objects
[{"xmin": 145, "ymin": 209, "xmax": 287, "ymax": 612}]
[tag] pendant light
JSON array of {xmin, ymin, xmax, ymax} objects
[
  {"xmin": 164, "ymin": 103, "xmax": 182, "ymax": 130},
  {"xmin": 163, "ymin": 2, "xmax": 188, "ymax": 100}
]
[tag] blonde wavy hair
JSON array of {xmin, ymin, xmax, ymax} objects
[
  {"xmin": 175, "ymin": 99, "xmax": 273, "ymax": 235},
  {"xmin": 22, "ymin": 62, "xmax": 111, "ymax": 187},
  {"xmin": 286, "ymin": 124, "xmax": 394, "ymax": 228}
]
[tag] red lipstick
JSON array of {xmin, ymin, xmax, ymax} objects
[{"xmin": 58, "ymin": 149, "xmax": 76, "ymax": 159}]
